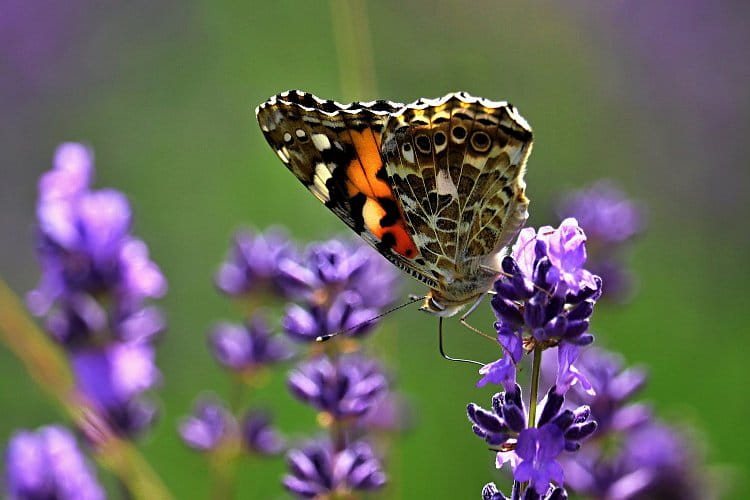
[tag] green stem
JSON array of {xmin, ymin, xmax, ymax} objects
[
  {"xmin": 329, "ymin": 0, "xmax": 377, "ymax": 100},
  {"xmin": 527, "ymin": 346, "xmax": 543, "ymax": 428}
]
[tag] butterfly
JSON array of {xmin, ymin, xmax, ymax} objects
[{"xmin": 256, "ymin": 90, "xmax": 533, "ymax": 324}]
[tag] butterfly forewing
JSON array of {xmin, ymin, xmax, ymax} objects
[{"xmin": 256, "ymin": 91, "xmax": 439, "ymax": 289}]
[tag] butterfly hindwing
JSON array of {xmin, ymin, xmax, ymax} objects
[{"xmin": 381, "ymin": 93, "xmax": 533, "ymax": 284}]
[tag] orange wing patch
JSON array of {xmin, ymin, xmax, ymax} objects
[{"xmin": 345, "ymin": 128, "xmax": 418, "ymax": 259}]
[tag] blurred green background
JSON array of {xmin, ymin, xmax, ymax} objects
[{"xmin": 1, "ymin": 1, "xmax": 748, "ymax": 498}]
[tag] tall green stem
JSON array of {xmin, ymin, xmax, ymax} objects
[
  {"xmin": 527, "ymin": 346, "xmax": 543, "ymax": 428},
  {"xmin": 329, "ymin": 0, "xmax": 377, "ymax": 100}
]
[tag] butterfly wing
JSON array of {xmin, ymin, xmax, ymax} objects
[
  {"xmin": 256, "ymin": 91, "xmax": 439, "ymax": 288},
  {"xmin": 380, "ymin": 92, "xmax": 533, "ymax": 285}
]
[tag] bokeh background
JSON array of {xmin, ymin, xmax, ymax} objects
[{"xmin": 1, "ymin": 0, "xmax": 749, "ymax": 498}]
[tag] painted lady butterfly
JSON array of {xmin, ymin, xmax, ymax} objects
[{"xmin": 256, "ymin": 90, "xmax": 533, "ymax": 322}]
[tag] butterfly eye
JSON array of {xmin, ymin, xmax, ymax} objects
[
  {"xmin": 451, "ymin": 126, "xmax": 467, "ymax": 141},
  {"xmin": 295, "ymin": 129, "xmax": 309, "ymax": 142},
  {"xmin": 471, "ymin": 131, "xmax": 491, "ymax": 151},
  {"xmin": 415, "ymin": 135, "xmax": 431, "ymax": 153}
]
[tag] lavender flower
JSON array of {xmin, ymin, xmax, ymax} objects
[
  {"xmin": 27, "ymin": 143, "xmax": 167, "ymax": 437},
  {"xmin": 482, "ymin": 482, "xmax": 568, "ymax": 500},
  {"xmin": 486, "ymin": 219, "xmax": 601, "ymax": 394},
  {"xmin": 178, "ymin": 397, "xmax": 235, "ymax": 451},
  {"xmin": 280, "ymin": 239, "xmax": 398, "ymax": 341},
  {"xmin": 563, "ymin": 423, "xmax": 707, "ymax": 500},
  {"xmin": 209, "ymin": 316, "xmax": 293, "ymax": 372},
  {"xmin": 72, "ymin": 344, "xmax": 160, "ymax": 436},
  {"xmin": 560, "ymin": 347, "xmax": 650, "ymax": 435},
  {"xmin": 283, "ymin": 290, "xmax": 381, "ymax": 341},
  {"xmin": 557, "ymin": 182, "xmax": 644, "ymax": 301},
  {"xmin": 215, "ymin": 228, "xmax": 297, "ymax": 298},
  {"xmin": 28, "ymin": 143, "xmax": 166, "ymax": 330},
  {"xmin": 549, "ymin": 347, "xmax": 710, "ymax": 499},
  {"xmin": 468, "ymin": 384, "xmax": 596, "ymax": 493},
  {"xmin": 279, "ymin": 239, "xmax": 397, "ymax": 308},
  {"xmin": 5, "ymin": 425, "xmax": 105, "ymax": 500},
  {"xmin": 288, "ymin": 354, "xmax": 388, "ymax": 419},
  {"xmin": 283, "ymin": 439, "xmax": 386, "ymax": 498},
  {"xmin": 241, "ymin": 410, "xmax": 285, "ymax": 456},
  {"xmin": 557, "ymin": 182, "xmax": 643, "ymax": 245}
]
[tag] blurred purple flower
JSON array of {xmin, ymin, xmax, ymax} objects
[
  {"xmin": 215, "ymin": 228, "xmax": 298, "ymax": 298},
  {"xmin": 562, "ymin": 347, "xmax": 650, "ymax": 435},
  {"xmin": 27, "ymin": 143, "xmax": 167, "ymax": 347},
  {"xmin": 279, "ymin": 239, "xmax": 398, "ymax": 309},
  {"xmin": 557, "ymin": 182, "xmax": 644, "ymax": 301},
  {"xmin": 557, "ymin": 182, "xmax": 643, "ymax": 245},
  {"xmin": 72, "ymin": 343, "xmax": 160, "ymax": 436},
  {"xmin": 241, "ymin": 410, "xmax": 285, "ymax": 456},
  {"xmin": 288, "ymin": 354, "xmax": 388, "ymax": 419},
  {"xmin": 283, "ymin": 290, "xmax": 380, "ymax": 342},
  {"xmin": 4, "ymin": 425, "xmax": 105, "ymax": 500},
  {"xmin": 545, "ymin": 346, "xmax": 712, "ymax": 499},
  {"xmin": 178, "ymin": 398, "xmax": 235, "ymax": 452},
  {"xmin": 283, "ymin": 439, "xmax": 386, "ymax": 498},
  {"xmin": 209, "ymin": 316, "xmax": 293, "ymax": 372},
  {"xmin": 29, "ymin": 143, "xmax": 165, "ymax": 314},
  {"xmin": 563, "ymin": 423, "xmax": 707, "ymax": 500},
  {"xmin": 468, "ymin": 384, "xmax": 596, "ymax": 493}
]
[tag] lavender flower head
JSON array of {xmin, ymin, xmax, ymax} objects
[
  {"xmin": 557, "ymin": 181, "xmax": 643, "ymax": 245},
  {"xmin": 72, "ymin": 343, "xmax": 160, "ymax": 436},
  {"xmin": 288, "ymin": 354, "xmax": 388, "ymax": 419},
  {"xmin": 281, "ymin": 239, "xmax": 398, "ymax": 341},
  {"xmin": 550, "ymin": 348, "xmax": 710, "ymax": 499},
  {"xmin": 215, "ymin": 228, "xmax": 297, "ymax": 298},
  {"xmin": 209, "ymin": 315, "xmax": 293, "ymax": 373},
  {"xmin": 241, "ymin": 410, "xmax": 285, "ymax": 456},
  {"xmin": 557, "ymin": 347, "xmax": 650, "ymax": 435},
  {"xmin": 28, "ymin": 143, "xmax": 167, "ymax": 342},
  {"xmin": 5, "ymin": 425, "xmax": 105, "ymax": 500},
  {"xmin": 557, "ymin": 182, "xmax": 644, "ymax": 301},
  {"xmin": 468, "ymin": 384, "xmax": 596, "ymax": 494},
  {"xmin": 178, "ymin": 397, "xmax": 235, "ymax": 451},
  {"xmin": 283, "ymin": 438, "xmax": 386, "ymax": 498},
  {"xmin": 481, "ymin": 219, "xmax": 601, "ymax": 393},
  {"xmin": 26, "ymin": 143, "xmax": 167, "ymax": 437}
]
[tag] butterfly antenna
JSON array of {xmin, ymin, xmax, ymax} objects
[{"xmin": 315, "ymin": 294, "xmax": 426, "ymax": 342}]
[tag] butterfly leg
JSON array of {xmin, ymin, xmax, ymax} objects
[
  {"xmin": 459, "ymin": 294, "xmax": 496, "ymax": 343},
  {"xmin": 438, "ymin": 317, "xmax": 484, "ymax": 366},
  {"xmin": 460, "ymin": 293, "xmax": 518, "ymax": 364}
]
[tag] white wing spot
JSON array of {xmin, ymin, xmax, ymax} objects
[
  {"xmin": 283, "ymin": 132, "xmax": 292, "ymax": 143},
  {"xmin": 276, "ymin": 148, "xmax": 290, "ymax": 164},
  {"xmin": 311, "ymin": 163, "xmax": 332, "ymax": 202},
  {"xmin": 436, "ymin": 169, "xmax": 458, "ymax": 197},
  {"xmin": 312, "ymin": 134, "xmax": 332, "ymax": 151}
]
